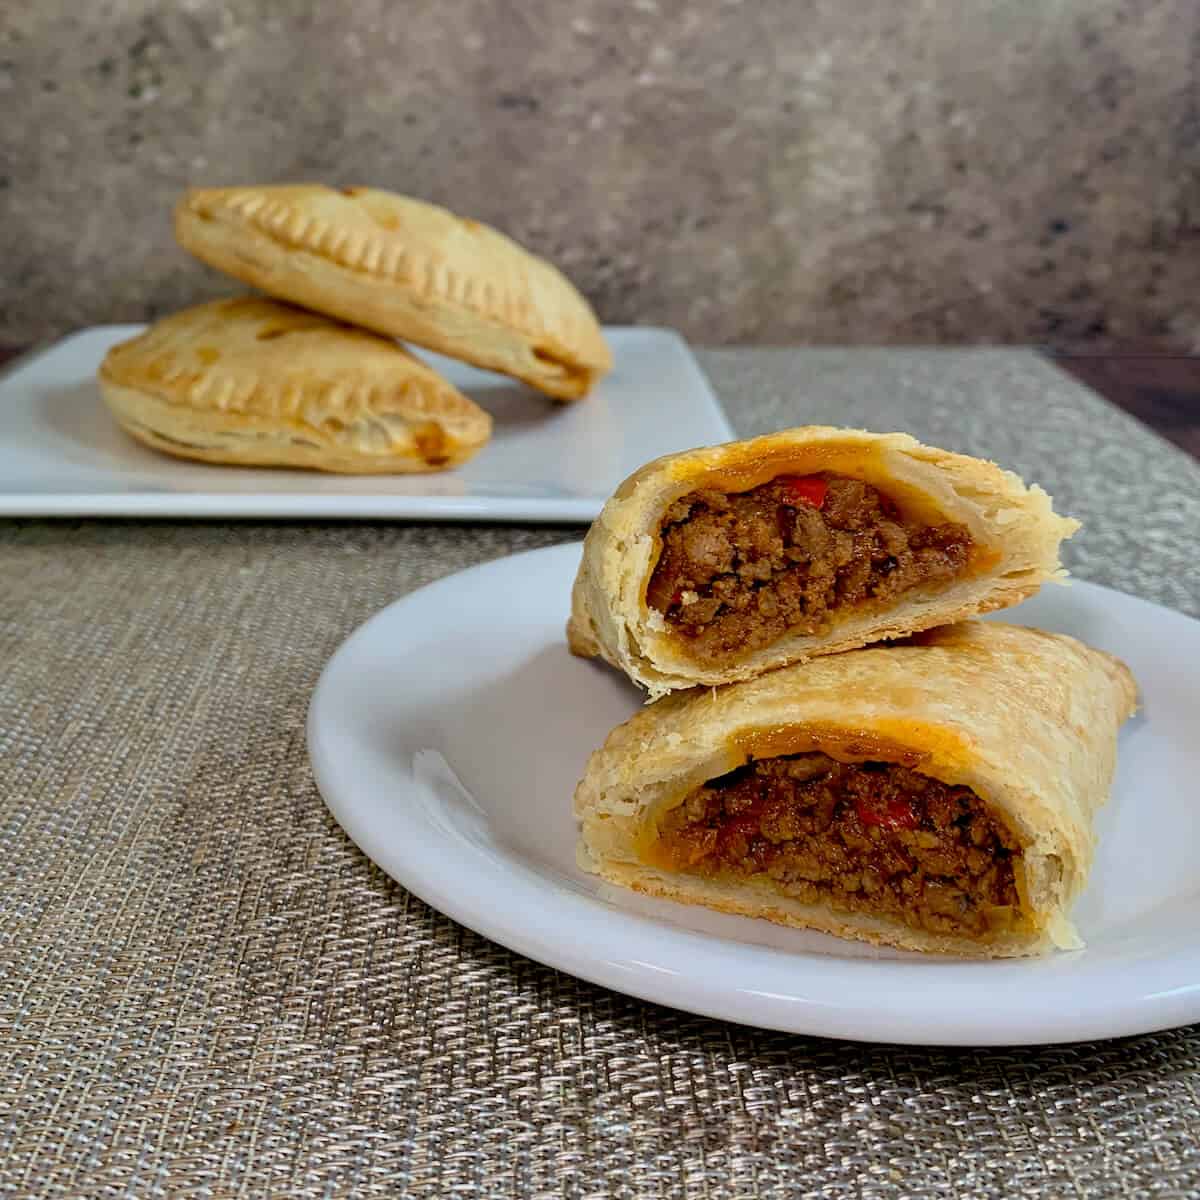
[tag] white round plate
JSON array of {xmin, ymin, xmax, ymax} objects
[{"xmin": 308, "ymin": 543, "xmax": 1200, "ymax": 1046}]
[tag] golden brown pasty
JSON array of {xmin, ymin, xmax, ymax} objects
[
  {"xmin": 575, "ymin": 622, "xmax": 1137, "ymax": 957},
  {"xmin": 174, "ymin": 185, "xmax": 612, "ymax": 401},
  {"xmin": 568, "ymin": 427, "xmax": 1079, "ymax": 697},
  {"xmin": 97, "ymin": 296, "xmax": 492, "ymax": 473}
]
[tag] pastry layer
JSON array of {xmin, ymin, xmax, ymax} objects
[
  {"xmin": 97, "ymin": 295, "xmax": 492, "ymax": 473},
  {"xmin": 568, "ymin": 427, "xmax": 1080, "ymax": 697},
  {"xmin": 175, "ymin": 185, "xmax": 612, "ymax": 400},
  {"xmin": 574, "ymin": 622, "xmax": 1137, "ymax": 956}
]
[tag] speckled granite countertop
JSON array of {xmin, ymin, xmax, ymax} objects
[{"xmin": 2, "ymin": 349, "xmax": 1199, "ymax": 1198}]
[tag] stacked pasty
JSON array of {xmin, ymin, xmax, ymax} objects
[{"xmin": 569, "ymin": 428, "xmax": 1135, "ymax": 958}]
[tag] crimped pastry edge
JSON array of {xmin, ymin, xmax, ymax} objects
[
  {"xmin": 96, "ymin": 297, "xmax": 493, "ymax": 473},
  {"xmin": 100, "ymin": 378, "xmax": 489, "ymax": 473},
  {"xmin": 99, "ymin": 295, "xmax": 490, "ymax": 430},
  {"xmin": 175, "ymin": 188, "xmax": 611, "ymax": 401}
]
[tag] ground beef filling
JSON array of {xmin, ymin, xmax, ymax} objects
[
  {"xmin": 645, "ymin": 474, "xmax": 973, "ymax": 665},
  {"xmin": 657, "ymin": 753, "xmax": 1021, "ymax": 939}
]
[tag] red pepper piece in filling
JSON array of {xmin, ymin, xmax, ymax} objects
[
  {"xmin": 778, "ymin": 475, "xmax": 828, "ymax": 509},
  {"xmin": 854, "ymin": 792, "xmax": 920, "ymax": 831}
]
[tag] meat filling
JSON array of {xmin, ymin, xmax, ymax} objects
[
  {"xmin": 645, "ymin": 474, "xmax": 973, "ymax": 666},
  {"xmin": 656, "ymin": 753, "xmax": 1022, "ymax": 939}
]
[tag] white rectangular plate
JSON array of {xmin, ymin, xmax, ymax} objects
[
  {"xmin": 310, "ymin": 544, "xmax": 1200, "ymax": 1046},
  {"xmin": 0, "ymin": 325, "xmax": 733, "ymax": 521}
]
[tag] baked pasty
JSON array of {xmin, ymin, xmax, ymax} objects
[
  {"xmin": 174, "ymin": 185, "xmax": 612, "ymax": 401},
  {"xmin": 568, "ymin": 427, "xmax": 1079, "ymax": 697},
  {"xmin": 575, "ymin": 622, "xmax": 1137, "ymax": 957},
  {"xmin": 98, "ymin": 296, "xmax": 492, "ymax": 473}
]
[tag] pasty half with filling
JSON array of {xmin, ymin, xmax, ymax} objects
[
  {"xmin": 568, "ymin": 427, "xmax": 1079, "ymax": 697},
  {"xmin": 574, "ymin": 623, "xmax": 1136, "ymax": 957}
]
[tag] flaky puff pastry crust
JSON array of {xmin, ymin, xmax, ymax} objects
[
  {"xmin": 568, "ymin": 427, "xmax": 1080, "ymax": 698},
  {"xmin": 575, "ymin": 622, "xmax": 1137, "ymax": 957},
  {"xmin": 97, "ymin": 296, "xmax": 492, "ymax": 473},
  {"xmin": 174, "ymin": 185, "xmax": 612, "ymax": 401}
]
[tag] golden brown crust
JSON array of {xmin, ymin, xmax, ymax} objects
[
  {"xmin": 574, "ymin": 622, "xmax": 1138, "ymax": 957},
  {"xmin": 97, "ymin": 296, "xmax": 492, "ymax": 473},
  {"xmin": 567, "ymin": 427, "xmax": 1081, "ymax": 697},
  {"xmin": 174, "ymin": 185, "xmax": 612, "ymax": 401}
]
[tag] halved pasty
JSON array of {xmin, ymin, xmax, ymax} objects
[
  {"xmin": 575, "ymin": 622, "xmax": 1137, "ymax": 957},
  {"xmin": 174, "ymin": 185, "xmax": 612, "ymax": 400},
  {"xmin": 98, "ymin": 296, "xmax": 492, "ymax": 472},
  {"xmin": 568, "ymin": 427, "xmax": 1079, "ymax": 697}
]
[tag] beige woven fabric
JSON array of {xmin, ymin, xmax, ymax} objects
[{"xmin": 3, "ymin": 350, "xmax": 1200, "ymax": 1198}]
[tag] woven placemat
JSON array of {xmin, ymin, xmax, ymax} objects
[{"xmin": 3, "ymin": 350, "xmax": 1199, "ymax": 1198}]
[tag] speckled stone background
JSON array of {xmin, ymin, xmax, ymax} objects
[{"xmin": 3, "ymin": 0, "xmax": 1200, "ymax": 351}]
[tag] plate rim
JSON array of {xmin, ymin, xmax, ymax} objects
[{"xmin": 307, "ymin": 541, "xmax": 1200, "ymax": 1046}]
